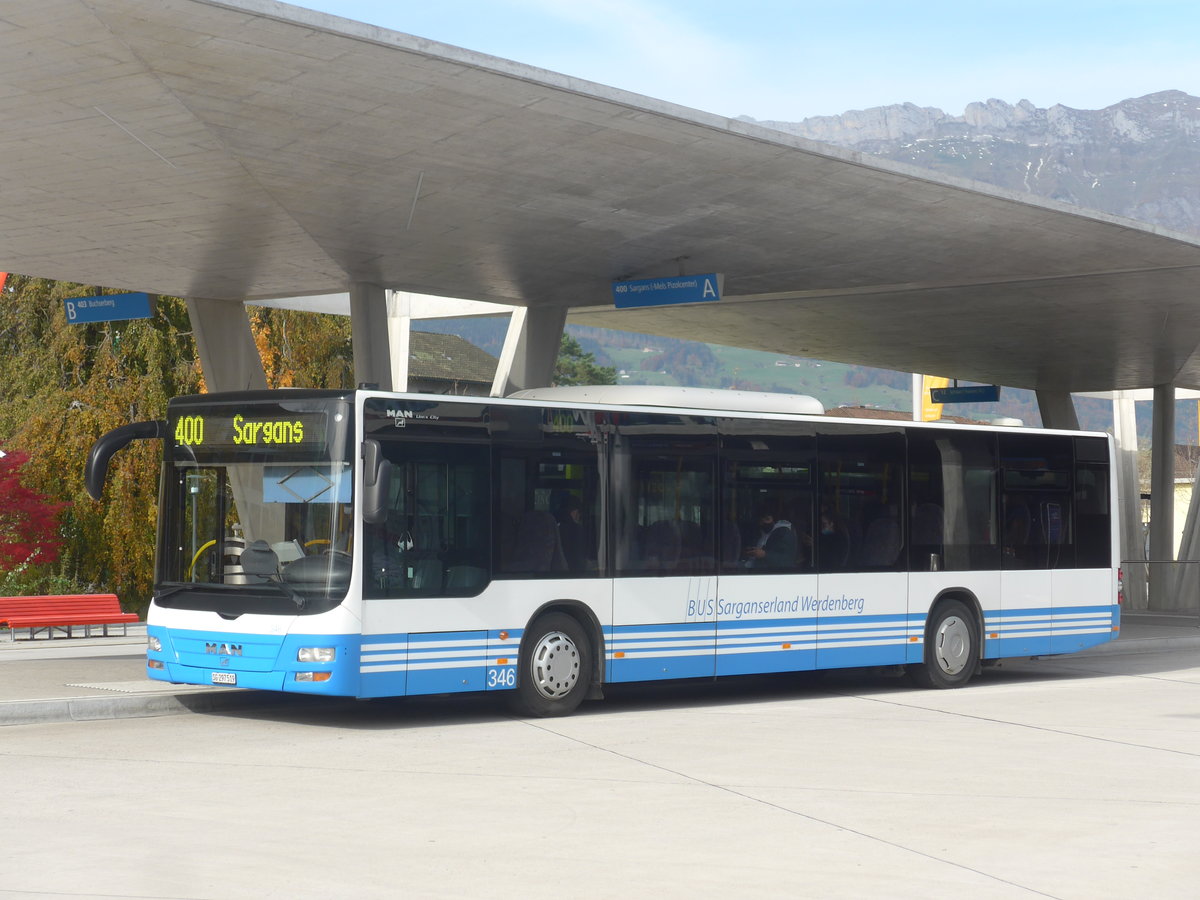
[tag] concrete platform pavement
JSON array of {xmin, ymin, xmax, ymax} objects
[{"xmin": 1, "ymin": 613, "xmax": 1197, "ymax": 727}]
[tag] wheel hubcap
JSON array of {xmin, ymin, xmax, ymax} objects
[
  {"xmin": 933, "ymin": 615, "xmax": 971, "ymax": 675},
  {"xmin": 530, "ymin": 630, "xmax": 580, "ymax": 700}
]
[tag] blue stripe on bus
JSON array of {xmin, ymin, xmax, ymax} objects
[
  {"xmin": 149, "ymin": 601, "xmax": 1117, "ymax": 700},
  {"xmin": 604, "ymin": 622, "xmax": 715, "ymax": 681},
  {"xmin": 359, "ymin": 629, "xmax": 523, "ymax": 697},
  {"xmin": 605, "ymin": 615, "xmax": 921, "ymax": 680}
]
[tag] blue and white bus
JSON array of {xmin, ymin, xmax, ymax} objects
[{"xmin": 86, "ymin": 385, "xmax": 1120, "ymax": 716}]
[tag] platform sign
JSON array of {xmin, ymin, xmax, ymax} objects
[
  {"xmin": 612, "ymin": 273, "xmax": 723, "ymax": 309},
  {"xmin": 929, "ymin": 385, "xmax": 1001, "ymax": 404},
  {"xmin": 64, "ymin": 291, "xmax": 154, "ymax": 324}
]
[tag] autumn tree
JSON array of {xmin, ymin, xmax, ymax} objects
[
  {"xmin": 0, "ymin": 276, "xmax": 200, "ymax": 609},
  {"xmin": 248, "ymin": 306, "xmax": 354, "ymax": 389},
  {"xmin": 0, "ymin": 278, "xmax": 362, "ymax": 610},
  {"xmin": 0, "ymin": 447, "xmax": 68, "ymax": 572}
]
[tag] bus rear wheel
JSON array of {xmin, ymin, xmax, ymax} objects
[
  {"xmin": 508, "ymin": 612, "xmax": 592, "ymax": 717},
  {"xmin": 910, "ymin": 599, "xmax": 978, "ymax": 689}
]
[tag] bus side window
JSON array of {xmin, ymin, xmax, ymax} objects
[
  {"xmin": 365, "ymin": 440, "xmax": 490, "ymax": 598},
  {"xmin": 613, "ymin": 423, "xmax": 717, "ymax": 578},
  {"xmin": 495, "ymin": 415, "xmax": 604, "ymax": 579},
  {"xmin": 817, "ymin": 428, "xmax": 905, "ymax": 572},
  {"xmin": 908, "ymin": 430, "xmax": 999, "ymax": 572},
  {"xmin": 1000, "ymin": 434, "xmax": 1074, "ymax": 569}
]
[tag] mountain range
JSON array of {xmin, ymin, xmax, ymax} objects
[{"xmin": 742, "ymin": 89, "xmax": 1200, "ymax": 235}]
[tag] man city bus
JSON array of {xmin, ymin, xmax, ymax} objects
[{"xmin": 86, "ymin": 385, "xmax": 1120, "ymax": 716}]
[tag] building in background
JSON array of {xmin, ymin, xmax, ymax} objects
[{"xmin": 408, "ymin": 332, "xmax": 497, "ymax": 396}]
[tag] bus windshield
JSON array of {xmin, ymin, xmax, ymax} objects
[{"xmin": 157, "ymin": 393, "xmax": 354, "ymax": 615}]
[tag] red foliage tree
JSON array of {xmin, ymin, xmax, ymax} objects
[{"xmin": 0, "ymin": 447, "xmax": 69, "ymax": 570}]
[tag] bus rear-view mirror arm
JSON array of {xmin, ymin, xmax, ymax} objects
[
  {"xmin": 85, "ymin": 420, "xmax": 168, "ymax": 501},
  {"xmin": 361, "ymin": 439, "xmax": 392, "ymax": 525}
]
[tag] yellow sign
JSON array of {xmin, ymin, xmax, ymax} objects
[{"xmin": 921, "ymin": 375, "xmax": 950, "ymax": 421}]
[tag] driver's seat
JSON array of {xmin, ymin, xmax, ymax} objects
[{"xmin": 239, "ymin": 540, "xmax": 280, "ymax": 581}]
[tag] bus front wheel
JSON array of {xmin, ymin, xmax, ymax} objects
[
  {"xmin": 509, "ymin": 612, "xmax": 591, "ymax": 717},
  {"xmin": 910, "ymin": 599, "xmax": 978, "ymax": 689}
]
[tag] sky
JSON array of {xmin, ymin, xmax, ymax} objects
[{"xmin": 298, "ymin": 1, "xmax": 1200, "ymax": 121}]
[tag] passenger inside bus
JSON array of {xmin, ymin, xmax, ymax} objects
[
  {"xmin": 813, "ymin": 508, "xmax": 850, "ymax": 571},
  {"xmin": 743, "ymin": 505, "xmax": 797, "ymax": 569},
  {"xmin": 556, "ymin": 497, "xmax": 588, "ymax": 571}
]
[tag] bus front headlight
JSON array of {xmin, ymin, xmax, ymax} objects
[{"xmin": 297, "ymin": 647, "xmax": 336, "ymax": 663}]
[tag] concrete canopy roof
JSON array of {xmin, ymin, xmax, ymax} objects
[{"xmin": 5, "ymin": 0, "xmax": 1200, "ymax": 393}]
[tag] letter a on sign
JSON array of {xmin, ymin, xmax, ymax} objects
[{"xmin": 702, "ymin": 278, "xmax": 718, "ymax": 299}]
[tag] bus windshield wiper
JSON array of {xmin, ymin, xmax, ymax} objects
[
  {"xmin": 155, "ymin": 582, "xmax": 203, "ymax": 601},
  {"xmin": 255, "ymin": 576, "xmax": 308, "ymax": 611}
]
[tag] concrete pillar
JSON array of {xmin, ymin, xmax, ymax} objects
[
  {"xmin": 184, "ymin": 298, "xmax": 274, "ymax": 538},
  {"xmin": 1172, "ymin": 462, "xmax": 1200, "ymax": 614},
  {"xmin": 350, "ymin": 282, "xmax": 392, "ymax": 391},
  {"xmin": 1112, "ymin": 391, "xmax": 1147, "ymax": 609},
  {"xmin": 386, "ymin": 290, "xmax": 412, "ymax": 392},
  {"xmin": 185, "ymin": 298, "xmax": 267, "ymax": 392},
  {"xmin": 490, "ymin": 304, "xmax": 568, "ymax": 396},
  {"xmin": 1035, "ymin": 389, "xmax": 1080, "ymax": 431},
  {"xmin": 1149, "ymin": 383, "xmax": 1175, "ymax": 609}
]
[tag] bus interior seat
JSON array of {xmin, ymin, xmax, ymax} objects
[
  {"xmin": 643, "ymin": 519, "xmax": 681, "ymax": 570},
  {"xmin": 676, "ymin": 520, "xmax": 712, "ymax": 570},
  {"xmin": 861, "ymin": 509, "xmax": 902, "ymax": 567},
  {"xmin": 1004, "ymin": 502, "xmax": 1033, "ymax": 565},
  {"xmin": 239, "ymin": 539, "xmax": 280, "ymax": 581},
  {"xmin": 506, "ymin": 510, "xmax": 567, "ymax": 572},
  {"xmin": 820, "ymin": 518, "xmax": 851, "ymax": 570},
  {"xmin": 1005, "ymin": 502, "xmax": 1031, "ymax": 545}
]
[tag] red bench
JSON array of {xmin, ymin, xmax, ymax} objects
[{"xmin": 0, "ymin": 594, "xmax": 140, "ymax": 641}]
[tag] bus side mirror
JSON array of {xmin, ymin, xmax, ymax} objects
[
  {"xmin": 85, "ymin": 420, "xmax": 167, "ymax": 501},
  {"xmin": 361, "ymin": 439, "xmax": 392, "ymax": 525}
]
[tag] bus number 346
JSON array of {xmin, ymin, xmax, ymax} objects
[{"xmin": 487, "ymin": 668, "xmax": 516, "ymax": 688}]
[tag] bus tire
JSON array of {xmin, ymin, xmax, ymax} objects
[
  {"xmin": 508, "ymin": 612, "xmax": 592, "ymax": 717},
  {"xmin": 910, "ymin": 599, "xmax": 977, "ymax": 689}
]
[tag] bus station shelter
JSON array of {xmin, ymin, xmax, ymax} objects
[{"xmin": 5, "ymin": 0, "xmax": 1200, "ymax": 608}]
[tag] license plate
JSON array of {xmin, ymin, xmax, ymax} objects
[{"xmin": 211, "ymin": 671, "xmax": 237, "ymax": 685}]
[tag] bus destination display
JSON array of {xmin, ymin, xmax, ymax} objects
[{"xmin": 172, "ymin": 409, "xmax": 328, "ymax": 453}]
